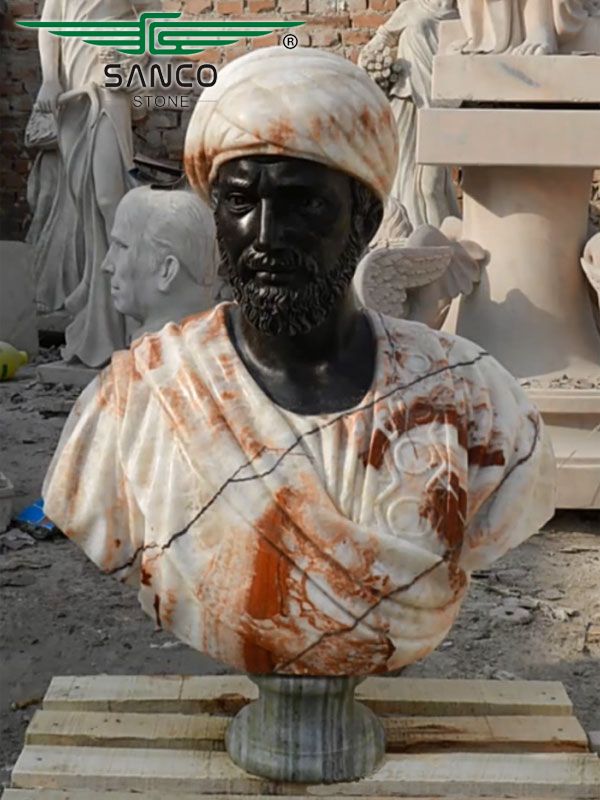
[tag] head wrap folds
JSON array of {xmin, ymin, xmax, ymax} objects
[{"xmin": 184, "ymin": 47, "xmax": 399, "ymax": 203}]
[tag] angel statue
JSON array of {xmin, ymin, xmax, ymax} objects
[
  {"xmin": 581, "ymin": 233, "xmax": 600, "ymax": 332},
  {"xmin": 354, "ymin": 198, "xmax": 487, "ymax": 329},
  {"xmin": 454, "ymin": 0, "xmax": 592, "ymax": 55},
  {"xmin": 358, "ymin": 0, "xmax": 461, "ymax": 229}
]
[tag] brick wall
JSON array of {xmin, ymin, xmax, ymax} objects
[{"xmin": 0, "ymin": 0, "xmax": 395, "ymax": 238}]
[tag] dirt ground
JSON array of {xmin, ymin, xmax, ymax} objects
[{"xmin": 1, "ymin": 351, "xmax": 599, "ymax": 790}]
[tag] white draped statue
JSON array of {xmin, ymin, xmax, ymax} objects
[
  {"xmin": 455, "ymin": 0, "xmax": 590, "ymax": 55},
  {"xmin": 359, "ymin": 0, "xmax": 461, "ymax": 229},
  {"xmin": 36, "ymin": 0, "xmax": 145, "ymax": 366},
  {"xmin": 24, "ymin": 106, "xmax": 80, "ymax": 312}
]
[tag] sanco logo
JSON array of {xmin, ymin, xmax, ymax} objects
[{"xmin": 18, "ymin": 12, "xmax": 304, "ymax": 108}]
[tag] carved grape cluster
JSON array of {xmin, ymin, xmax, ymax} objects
[{"xmin": 359, "ymin": 41, "xmax": 403, "ymax": 97}]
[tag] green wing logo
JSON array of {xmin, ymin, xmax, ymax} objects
[{"xmin": 18, "ymin": 11, "xmax": 304, "ymax": 56}]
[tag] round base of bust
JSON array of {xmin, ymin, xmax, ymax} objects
[{"xmin": 225, "ymin": 675, "xmax": 386, "ymax": 783}]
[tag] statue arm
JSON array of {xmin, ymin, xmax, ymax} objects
[
  {"xmin": 39, "ymin": 0, "xmax": 61, "ymax": 81},
  {"xmin": 36, "ymin": 0, "xmax": 63, "ymax": 112},
  {"xmin": 360, "ymin": 1, "xmax": 414, "ymax": 58},
  {"xmin": 379, "ymin": 2, "xmax": 413, "ymax": 41}
]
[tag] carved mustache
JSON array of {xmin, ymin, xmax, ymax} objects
[{"xmin": 238, "ymin": 247, "xmax": 319, "ymax": 279}]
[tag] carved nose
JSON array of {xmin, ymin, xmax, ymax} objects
[
  {"xmin": 256, "ymin": 200, "xmax": 277, "ymax": 252},
  {"xmin": 102, "ymin": 242, "xmax": 119, "ymax": 274}
]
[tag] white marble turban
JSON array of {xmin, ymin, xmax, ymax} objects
[{"xmin": 184, "ymin": 46, "xmax": 399, "ymax": 202}]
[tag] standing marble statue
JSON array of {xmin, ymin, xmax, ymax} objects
[
  {"xmin": 43, "ymin": 48, "xmax": 555, "ymax": 782},
  {"xmin": 35, "ymin": 0, "xmax": 141, "ymax": 366},
  {"xmin": 359, "ymin": 0, "xmax": 460, "ymax": 228},
  {"xmin": 102, "ymin": 187, "xmax": 218, "ymax": 340},
  {"xmin": 24, "ymin": 106, "xmax": 80, "ymax": 313},
  {"xmin": 455, "ymin": 0, "xmax": 589, "ymax": 54}
]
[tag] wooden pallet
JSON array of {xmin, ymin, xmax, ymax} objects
[{"xmin": 5, "ymin": 675, "xmax": 600, "ymax": 799}]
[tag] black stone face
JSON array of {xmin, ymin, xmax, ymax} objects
[
  {"xmin": 212, "ymin": 156, "xmax": 378, "ymax": 337},
  {"xmin": 211, "ymin": 155, "xmax": 383, "ymax": 415}
]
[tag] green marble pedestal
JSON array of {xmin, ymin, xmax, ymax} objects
[{"xmin": 225, "ymin": 675, "xmax": 386, "ymax": 783}]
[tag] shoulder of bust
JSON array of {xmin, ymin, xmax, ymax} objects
[
  {"xmin": 128, "ymin": 304, "xmax": 228, "ymax": 374},
  {"xmin": 375, "ymin": 312, "xmax": 482, "ymax": 357}
]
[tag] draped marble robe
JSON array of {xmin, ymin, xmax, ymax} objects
[
  {"xmin": 43, "ymin": 304, "xmax": 555, "ymax": 675},
  {"xmin": 24, "ymin": 109, "xmax": 80, "ymax": 312}
]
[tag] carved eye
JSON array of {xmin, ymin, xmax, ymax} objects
[
  {"xmin": 226, "ymin": 193, "xmax": 253, "ymax": 212},
  {"xmin": 300, "ymin": 196, "xmax": 325, "ymax": 213}
]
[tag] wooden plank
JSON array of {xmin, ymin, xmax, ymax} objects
[
  {"xmin": 10, "ymin": 747, "xmax": 600, "ymax": 797},
  {"xmin": 358, "ymin": 677, "xmax": 573, "ymax": 717},
  {"xmin": 43, "ymin": 676, "xmax": 185, "ymax": 713},
  {"xmin": 384, "ymin": 715, "xmax": 589, "ymax": 754},
  {"xmin": 0, "ymin": 791, "xmax": 570, "ymax": 800},
  {"xmin": 179, "ymin": 675, "xmax": 256, "ymax": 714},
  {"xmin": 25, "ymin": 711, "xmax": 227, "ymax": 752},
  {"xmin": 1, "ymin": 792, "xmax": 551, "ymax": 800},
  {"xmin": 43, "ymin": 675, "xmax": 573, "ymax": 717},
  {"xmin": 25, "ymin": 710, "xmax": 589, "ymax": 754}
]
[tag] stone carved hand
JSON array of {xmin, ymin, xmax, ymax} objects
[{"xmin": 36, "ymin": 80, "xmax": 63, "ymax": 113}]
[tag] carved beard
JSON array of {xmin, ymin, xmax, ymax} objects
[{"xmin": 218, "ymin": 233, "xmax": 365, "ymax": 337}]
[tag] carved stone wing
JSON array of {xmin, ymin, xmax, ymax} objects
[
  {"xmin": 354, "ymin": 244, "xmax": 453, "ymax": 319},
  {"xmin": 439, "ymin": 238, "xmax": 485, "ymax": 298}
]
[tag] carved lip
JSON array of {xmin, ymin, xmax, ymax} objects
[{"xmin": 253, "ymin": 270, "xmax": 297, "ymax": 286}]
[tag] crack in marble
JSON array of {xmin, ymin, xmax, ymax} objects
[
  {"xmin": 274, "ymin": 553, "xmax": 450, "ymax": 672},
  {"xmin": 232, "ymin": 351, "xmax": 489, "ymax": 487},
  {"xmin": 107, "ymin": 350, "xmax": 489, "ymax": 579},
  {"xmin": 494, "ymin": 412, "xmax": 540, "ymax": 494},
  {"xmin": 106, "ymin": 455, "xmax": 263, "ymax": 577},
  {"xmin": 379, "ymin": 311, "xmax": 399, "ymax": 379}
]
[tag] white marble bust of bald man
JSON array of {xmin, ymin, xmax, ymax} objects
[{"xmin": 102, "ymin": 186, "xmax": 219, "ymax": 340}]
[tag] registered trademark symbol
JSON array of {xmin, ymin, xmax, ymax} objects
[{"xmin": 282, "ymin": 33, "xmax": 298, "ymax": 49}]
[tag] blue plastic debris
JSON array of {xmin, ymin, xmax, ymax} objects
[{"xmin": 14, "ymin": 498, "xmax": 56, "ymax": 534}]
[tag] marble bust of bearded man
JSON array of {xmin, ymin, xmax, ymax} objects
[{"xmin": 43, "ymin": 47, "xmax": 555, "ymax": 677}]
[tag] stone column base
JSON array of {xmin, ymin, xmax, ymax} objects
[{"xmin": 225, "ymin": 675, "xmax": 386, "ymax": 784}]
